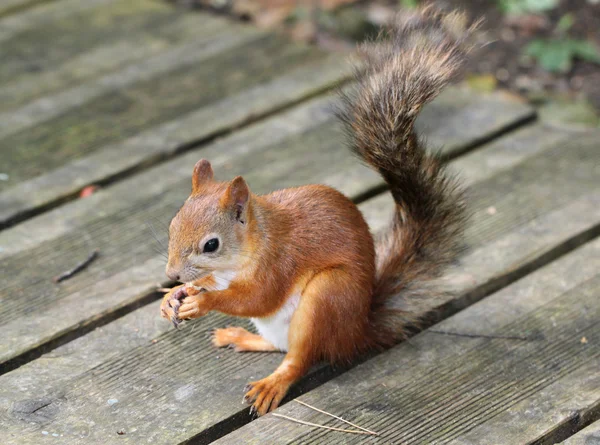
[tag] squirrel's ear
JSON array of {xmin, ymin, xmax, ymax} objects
[
  {"xmin": 191, "ymin": 159, "xmax": 214, "ymax": 193},
  {"xmin": 221, "ymin": 176, "xmax": 250, "ymax": 222}
]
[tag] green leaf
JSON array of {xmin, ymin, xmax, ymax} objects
[
  {"xmin": 527, "ymin": 0, "xmax": 559, "ymax": 11},
  {"xmin": 571, "ymin": 40, "xmax": 600, "ymax": 64},
  {"xmin": 499, "ymin": 0, "xmax": 558, "ymax": 14},
  {"xmin": 400, "ymin": 0, "xmax": 419, "ymax": 9},
  {"xmin": 525, "ymin": 38, "xmax": 600, "ymax": 73},
  {"xmin": 556, "ymin": 13, "xmax": 574, "ymax": 33},
  {"xmin": 466, "ymin": 74, "xmax": 498, "ymax": 93},
  {"xmin": 525, "ymin": 39, "xmax": 572, "ymax": 72}
]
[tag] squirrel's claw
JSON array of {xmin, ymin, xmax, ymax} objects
[
  {"xmin": 243, "ymin": 375, "xmax": 289, "ymax": 416},
  {"xmin": 178, "ymin": 294, "xmax": 209, "ymax": 320},
  {"xmin": 159, "ymin": 285, "xmax": 187, "ymax": 328}
]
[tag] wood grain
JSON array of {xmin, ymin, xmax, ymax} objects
[
  {"xmin": 0, "ymin": 9, "xmax": 234, "ymax": 112},
  {"xmin": 0, "ymin": 0, "xmax": 54, "ymax": 18},
  {"xmin": 0, "ymin": 0, "xmax": 210, "ymax": 88},
  {"xmin": 0, "ymin": 0, "xmax": 117, "ymax": 43},
  {"xmin": 0, "ymin": 32, "xmax": 323, "ymax": 188},
  {"xmin": 0, "ymin": 53, "xmax": 347, "ymax": 227}
]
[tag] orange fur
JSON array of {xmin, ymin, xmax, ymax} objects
[
  {"xmin": 212, "ymin": 327, "xmax": 277, "ymax": 352},
  {"xmin": 162, "ymin": 180, "xmax": 376, "ymax": 414}
]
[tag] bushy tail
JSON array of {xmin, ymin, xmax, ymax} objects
[{"xmin": 337, "ymin": 7, "xmax": 475, "ymax": 346}]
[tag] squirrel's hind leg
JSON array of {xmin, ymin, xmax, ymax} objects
[
  {"xmin": 244, "ymin": 268, "xmax": 370, "ymax": 416},
  {"xmin": 212, "ymin": 327, "xmax": 277, "ymax": 352}
]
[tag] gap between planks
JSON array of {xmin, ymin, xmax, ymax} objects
[{"xmin": 559, "ymin": 418, "xmax": 600, "ymax": 445}]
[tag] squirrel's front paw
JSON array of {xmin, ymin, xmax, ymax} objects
[
  {"xmin": 160, "ymin": 285, "xmax": 187, "ymax": 327},
  {"xmin": 178, "ymin": 294, "xmax": 210, "ymax": 319}
]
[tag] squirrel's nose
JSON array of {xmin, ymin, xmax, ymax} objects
[{"xmin": 166, "ymin": 268, "xmax": 180, "ymax": 282}]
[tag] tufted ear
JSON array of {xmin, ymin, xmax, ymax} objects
[
  {"xmin": 221, "ymin": 176, "xmax": 250, "ymax": 222},
  {"xmin": 191, "ymin": 159, "xmax": 214, "ymax": 193}
]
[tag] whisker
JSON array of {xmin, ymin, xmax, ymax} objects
[
  {"xmin": 150, "ymin": 245, "xmax": 168, "ymax": 261},
  {"xmin": 146, "ymin": 220, "xmax": 168, "ymax": 256}
]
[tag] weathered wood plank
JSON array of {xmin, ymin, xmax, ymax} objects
[
  {"xmin": 0, "ymin": 32, "xmax": 328, "ymax": 189},
  {"xmin": 562, "ymin": 421, "xmax": 600, "ymax": 444},
  {"xmin": 0, "ymin": 0, "xmax": 115, "ymax": 43},
  {"xmin": 0, "ymin": 86, "xmax": 532, "ymax": 227},
  {"xmin": 0, "ymin": 26, "xmax": 264, "ymax": 141},
  {"xmin": 0, "ymin": 10, "xmax": 235, "ymax": 112},
  {"xmin": 0, "ymin": 53, "xmax": 347, "ymax": 227},
  {"xmin": 0, "ymin": 0, "xmax": 52, "ymax": 18},
  {"xmin": 0, "ymin": 126, "xmax": 597, "ymax": 444},
  {"xmin": 0, "ymin": 0, "xmax": 205, "ymax": 87},
  {"xmin": 215, "ymin": 238, "xmax": 600, "ymax": 445}
]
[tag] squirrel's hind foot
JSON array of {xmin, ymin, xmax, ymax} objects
[
  {"xmin": 244, "ymin": 373, "xmax": 292, "ymax": 416},
  {"xmin": 212, "ymin": 327, "xmax": 277, "ymax": 352}
]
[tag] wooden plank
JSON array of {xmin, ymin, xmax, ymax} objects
[
  {"xmin": 562, "ymin": 421, "xmax": 600, "ymax": 444},
  {"xmin": 0, "ymin": 9, "xmax": 236, "ymax": 112},
  {"xmin": 215, "ymin": 238, "xmax": 600, "ymax": 445},
  {"xmin": 0, "ymin": 0, "xmax": 112, "ymax": 34},
  {"xmin": 0, "ymin": 53, "xmax": 347, "ymax": 228},
  {"xmin": 0, "ymin": 31, "xmax": 329, "ymax": 187},
  {"xmin": 0, "ymin": 25, "xmax": 265, "ymax": 140},
  {"xmin": 0, "ymin": 0, "xmax": 206, "ymax": 88},
  {"xmin": 0, "ymin": 0, "xmax": 53, "ymax": 18},
  {"xmin": 0, "ymin": 86, "xmax": 532, "ymax": 227},
  {"xmin": 0, "ymin": 126, "xmax": 597, "ymax": 444}
]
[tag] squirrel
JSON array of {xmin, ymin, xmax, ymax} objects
[{"xmin": 160, "ymin": 6, "xmax": 472, "ymax": 416}]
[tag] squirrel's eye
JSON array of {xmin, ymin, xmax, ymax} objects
[{"xmin": 203, "ymin": 238, "xmax": 220, "ymax": 253}]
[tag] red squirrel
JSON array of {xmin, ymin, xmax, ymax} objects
[{"xmin": 160, "ymin": 7, "xmax": 471, "ymax": 416}]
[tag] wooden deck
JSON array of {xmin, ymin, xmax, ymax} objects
[{"xmin": 0, "ymin": 1, "xmax": 598, "ymax": 444}]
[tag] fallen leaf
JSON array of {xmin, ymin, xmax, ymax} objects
[
  {"xmin": 79, "ymin": 185, "xmax": 98, "ymax": 198},
  {"xmin": 581, "ymin": 337, "xmax": 588, "ymax": 344},
  {"xmin": 499, "ymin": 0, "xmax": 558, "ymax": 14},
  {"xmin": 505, "ymin": 13, "xmax": 549, "ymax": 35},
  {"xmin": 525, "ymin": 38, "xmax": 600, "ymax": 73},
  {"xmin": 467, "ymin": 74, "xmax": 497, "ymax": 93}
]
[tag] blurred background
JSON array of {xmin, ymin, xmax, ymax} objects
[{"xmin": 172, "ymin": 0, "xmax": 600, "ymax": 126}]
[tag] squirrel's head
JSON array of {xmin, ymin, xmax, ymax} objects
[{"xmin": 165, "ymin": 159, "xmax": 253, "ymax": 283}]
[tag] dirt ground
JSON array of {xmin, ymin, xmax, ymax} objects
[
  {"xmin": 443, "ymin": 0, "xmax": 600, "ymax": 119},
  {"xmin": 173, "ymin": 0, "xmax": 600, "ymax": 125}
]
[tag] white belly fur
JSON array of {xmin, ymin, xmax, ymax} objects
[
  {"xmin": 191, "ymin": 271, "xmax": 300, "ymax": 351},
  {"xmin": 251, "ymin": 292, "xmax": 300, "ymax": 352}
]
